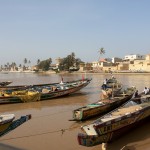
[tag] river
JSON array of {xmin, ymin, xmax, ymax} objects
[{"xmin": 0, "ymin": 72, "xmax": 149, "ymax": 150}]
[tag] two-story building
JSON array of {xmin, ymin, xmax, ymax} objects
[
  {"xmin": 124, "ymin": 54, "xmax": 145, "ymax": 61},
  {"xmin": 129, "ymin": 54, "xmax": 150, "ymax": 72}
]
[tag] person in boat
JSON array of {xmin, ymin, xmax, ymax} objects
[
  {"xmin": 60, "ymin": 80, "xmax": 64, "ymax": 85},
  {"xmin": 100, "ymin": 89, "xmax": 112, "ymax": 100},
  {"xmin": 102, "ymin": 79, "xmax": 107, "ymax": 90},
  {"xmin": 107, "ymin": 88, "xmax": 113, "ymax": 99},
  {"xmin": 134, "ymin": 90, "xmax": 139, "ymax": 97},
  {"xmin": 52, "ymin": 86, "xmax": 58, "ymax": 91},
  {"xmin": 143, "ymin": 87, "xmax": 149, "ymax": 95},
  {"xmin": 60, "ymin": 79, "xmax": 65, "ymax": 90},
  {"xmin": 110, "ymin": 71, "xmax": 115, "ymax": 79},
  {"xmin": 111, "ymin": 73, "xmax": 114, "ymax": 79}
]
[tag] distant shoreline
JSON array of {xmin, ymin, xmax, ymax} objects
[
  {"xmin": 60, "ymin": 71, "xmax": 150, "ymax": 75},
  {"xmin": 1, "ymin": 70, "xmax": 150, "ymax": 75}
]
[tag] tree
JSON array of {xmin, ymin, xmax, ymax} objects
[
  {"xmin": 37, "ymin": 59, "xmax": 40, "ymax": 65},
  {"xmin": 4, "ymin": 64, "xmax": 7, "ymax": 70},
  {"xmin": 76, "ymin": 58, "xmax": 83, "ymax": 67},
  {"xmin": 24, "ymin": 58, "xmax": 27, "ymax": 66},
  {"xmin": 59, "ymin": 52, "xmax": 83, "ymax": 71},
  {"xmin": 37, "ymin": 58, "xmax": 52, "ymax": 71},
  {"xmin": 10, "ymin": 62, "xmax": 16, "ymax": 70},
  {"xmin": 70, "ymin": 52, "xmax": 76, "ymax": 66},
  {"xmin": 98, "ymin": 47, "xmax": 105, "ymax": 61}
]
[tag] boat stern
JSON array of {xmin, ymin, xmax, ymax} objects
[
  {"xmin": 77, "ymin": 133, "xmax": 101, "ymax": 147},
  {"xmin": 72, "ymin": 109, "xmax": 83, "ymax": 121},
  {"xmin": 81, "ymin": 124, "xmax": 98, "ymax": 136},
  {"xmin": 0, "ymin": 114, "xmax": 15, "ymax": 124}
]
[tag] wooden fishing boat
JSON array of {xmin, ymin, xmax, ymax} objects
[
  {"xmin": 39, "ymin": 78, "xmax": 91, "ymax": 100},
  {"xmin": 101, "ymin": 77, "xmax": 121, "ymax": 90},
  {"xmin": 0, "ymin": 78, "xmax": 92, "ymax": 104},
  {"xmin": 77, "ymin": 94, "xmax": 150, "ymax": 147},
  {"xmin": 0, "ymin": 78, "xmax": 91, "ymax": 90},
  {"xmin": 0, "ymin": 81, "xmax": 12, "ymax": 87},
  {"xmin": 70, "ymin": 86, "xmax": 135, "ymax": 121},
  {"xmin": 0, "ymin": 114, "xmax": 31, "ymax": 137}
]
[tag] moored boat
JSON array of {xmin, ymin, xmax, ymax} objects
[
  {"xmin": 77, "ymin": 94, "xmax": 150, "ymax": 147},
  {"xmin": 0, "ymin": 78, "xmax": 92, "ymax": 104},
  {"xmin": 0, "ymin": 78, "xmax": 91, "ymax": 90},
  {"xmin": 40, "ymin": 78, "xmax": 91, "ymax": 100},
  {"xmin": 101, "ymin": 77, "xmax": 121, "ymax": 90},
  {"xmin": 70, "ymin": 86, "xmax": 135, "ymax": 121},
  {"xmin": 0, "ymin": 114, "xmax": 31, "ymax": 137}
]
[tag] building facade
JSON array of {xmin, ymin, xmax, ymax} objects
[{"xmin": 124, "ymin": 54, "xmax": 145, "ymax": 61}]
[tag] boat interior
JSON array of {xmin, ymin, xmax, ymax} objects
[{"xmin": 96, "ymin": 94, "xmax": 150, "ymax": 123}]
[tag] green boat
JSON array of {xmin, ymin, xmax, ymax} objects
[{"xmin": 70, "ymin": 87, "xmax": 135, "ymax": 121}]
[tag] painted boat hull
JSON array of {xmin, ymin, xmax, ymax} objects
[
  {"xmin": 78, "ymin": 112, "xmax": 150, "ymax": 147},
  {"xmin": 78, "ymin": 96, "xmax": 150, "ymax": 147},
  {"xmin": 40, "ymin": 81, "xmax": 90, "ymax": 100},
  {"xmin": 71, "ymin": 87, "xmax": 134, "ymax": 121},
  {"xmin": 0, "ymin": 78, "xmax": 90, "ymax": 90},
  {"xmin": 72, "ymin": 95, "xmax": 132, "ymax": 121},
  {"xmin": 0, "ymin": 78, "xmax": 91, "ymax": 104}
]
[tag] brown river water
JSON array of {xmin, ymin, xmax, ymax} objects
[{"xmin": 0, "ymin": 72, "xmax": 149, "ymax": 150}]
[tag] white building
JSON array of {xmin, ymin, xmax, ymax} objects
[{"xmin": 124, "ymin": 54, "xmax": 145, "ymax": 61}]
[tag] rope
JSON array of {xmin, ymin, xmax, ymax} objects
[
  {"xmin": 0, "ymin": 107, "xmax": 82, "ymax": 141},
  {"xmin": 0, "ymin": 125, "xmax": 80, "ymax": 141}
]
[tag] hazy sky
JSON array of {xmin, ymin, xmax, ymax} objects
[{"xmin": 0, "ymin": 0, "xmax": 150, "ymax": 65}]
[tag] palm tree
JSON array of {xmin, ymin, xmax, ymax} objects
[
  {"xmin": 97, "ymin": 47, "xmax": 105, "ymax": 72},
  {"xmin": 98, "ymin": 47, "xmax": 105, "ymax": 61},
  {"xmin": 23, "ymin": 58, "xmax": 27, "ymax": 71},
  {"xmin": 11, "ymin": 62, "xmax": 16, "ymax": 71},
  {"xmin": 6, "ymin": 62, "xmax": 10, "ymax": 71},
  {"xmin": 37, "ymin": 59, "xmax": 40, "ymax": 65},
  {"xmin": 71, "ymin": 52, "xmax": 76, "ymax": 66},
  {"xmin": 24, "ymin": 58, "xmax": 27, "ymax": 65},
  {"xmin": 28, "ymin": 60, "xmax": 31, "ymax": 64},
  {"xmin": 4, "ymin": 64, "xmax": 7, "ymax": 70}
]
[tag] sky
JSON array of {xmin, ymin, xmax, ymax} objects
[{"xmin": 0, "ymin": 0, "xmax": 150, "ymax": 66}]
